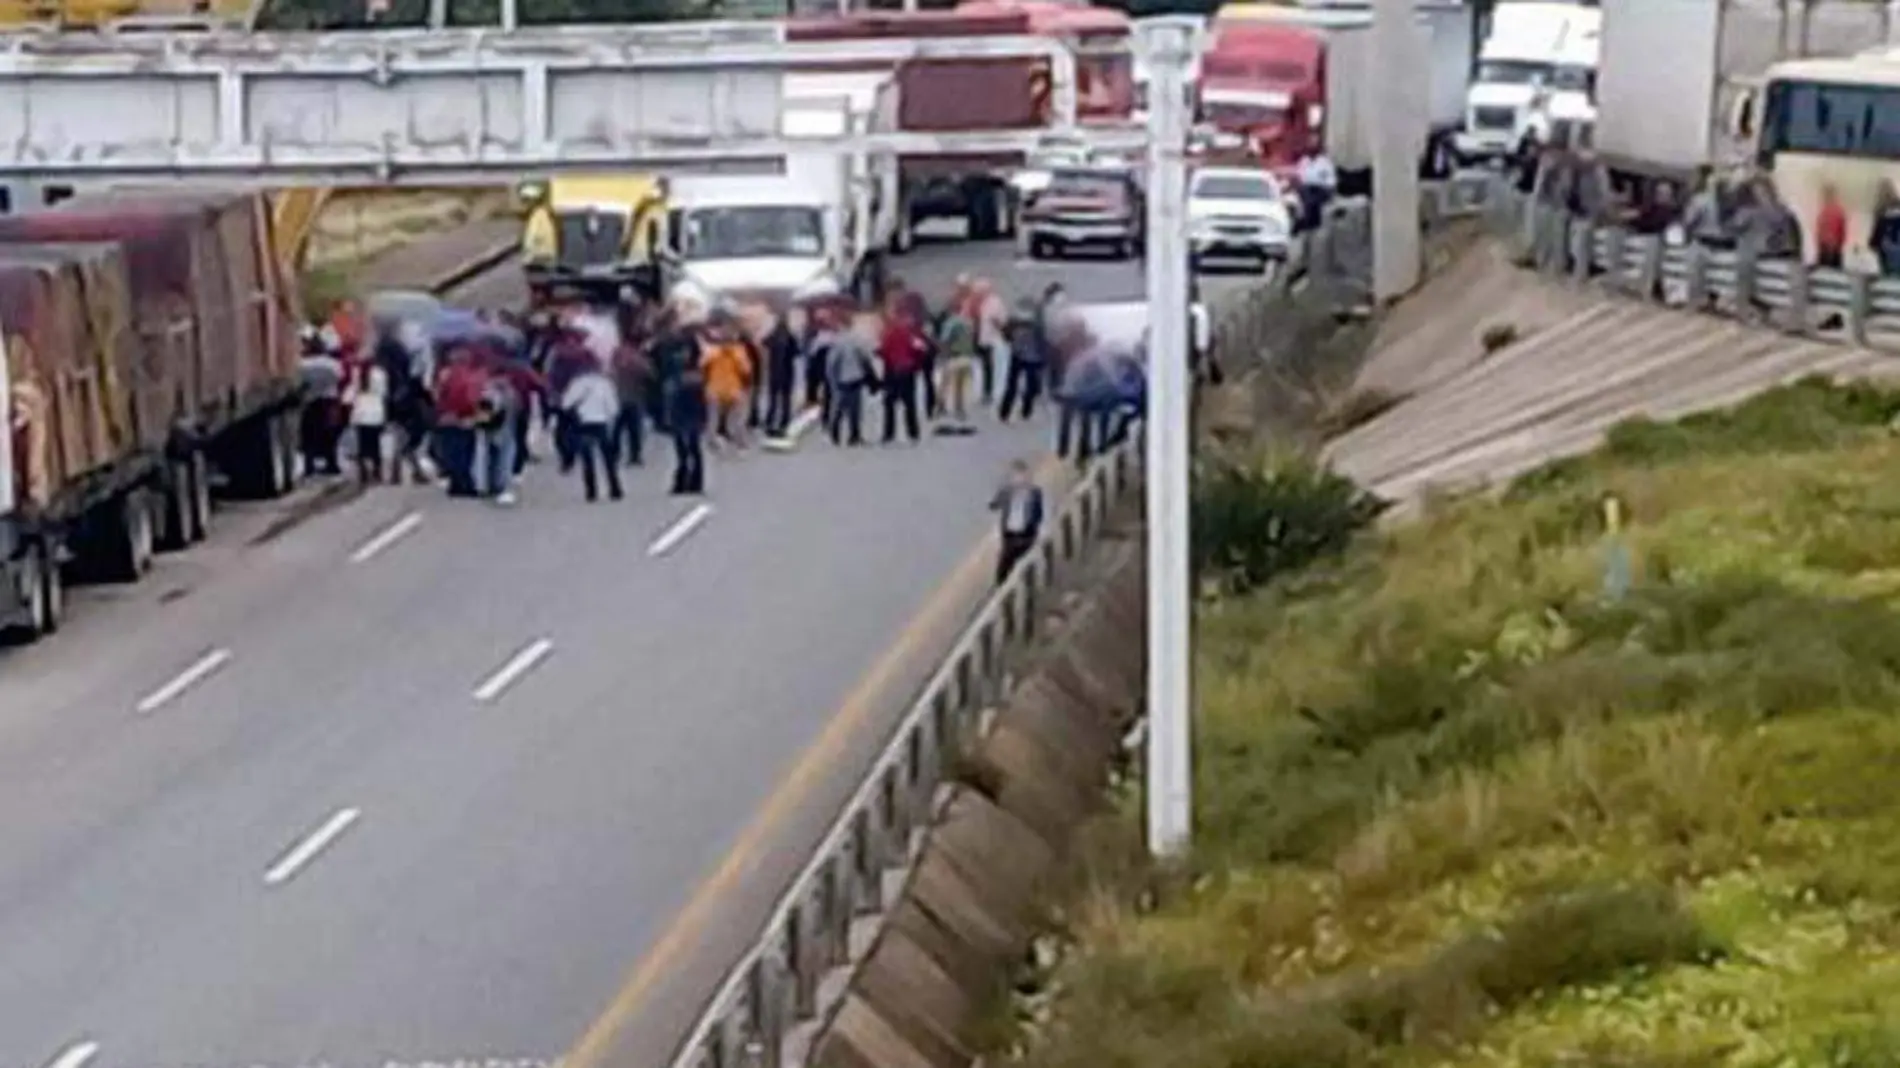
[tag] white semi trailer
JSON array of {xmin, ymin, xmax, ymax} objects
[{"xmin": 1595, "ymin": 0, "xmax": 1894, "ymax": 198}]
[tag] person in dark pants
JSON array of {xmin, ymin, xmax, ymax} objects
[
  {"xmin": 760, "ymin": 310, "xmax": 802, "ymax": 439},
  {"xmin": 611, "ymin": 338, "xmax": 650, "ymax": 466},
  {"xmin": 988, "ymin": 459, "xmax": 1044, "ymax": 585},
  {"xmin": 298, "ymin": 343, "xmax": 345, "ymax": 476},
  {"xmin": 802, "ymin": 308, "xmax": 830, "ymax": 416},
  {"xmin": 664, "ymin": 323, "xmax": 710, "ymax": 496},
  {"xmin": 997, "ymin": 303, "xmax": 1045, "ymax": 422},
  {"xmin": 563, "ymin": 365, "xmax": 623, "ymax": 502},
  {"xmin": 433, "ymin": 348, "xmax": 488, "ymax": 497},
  {"xmin": 878, "ymin": 309, "xmax": 929, "ymax": 444},
  {"xmin": 823, "ymin": 319, "xmax": 875, "ymax": 447}
]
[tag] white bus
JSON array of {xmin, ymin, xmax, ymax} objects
[{"xmin": 1750, "ymin": 49, "xmax": 1900, "ymax": 269}]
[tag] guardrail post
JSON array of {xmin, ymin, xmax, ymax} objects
[
  {"xmin": 1532, "ymin": 206, "xmax": 1563, "ymax": 274},
  {"xmin": 1682, "ymin": 245, "xmax": 1709, "ymax": 309},
  {"xmin": 786, "ymin": 905, "xmax": 818, "ymax": 1021},
  {"xmin": 818, "ymin": 856, "xmax": 850, "ymax": 966},
  {"xmin": 1600, "ymin": 226, "xmax": 1627, "ymax": 290},
  {"xmin": 1635, "ymin": 237, "xmax": 1663, "ymax": 301},
  {"xmin": 1847, "ymin": 271, "xmax": 1874, "ymax": 347},
  {"xmin": 849, "ymin": 810, "xmax": 882, "ymax": 916},
  {"xmin": 1732, "ymin": 245, "xmax": 1760, "ymax": 319},
  {"xmin": 1784, "ymin": 260, "xmax": 1812, "ymax": 335}
]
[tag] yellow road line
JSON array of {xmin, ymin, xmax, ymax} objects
[{"xmin": 563, "ymin": 450, "xmax": 1072, "ymax": 1068}]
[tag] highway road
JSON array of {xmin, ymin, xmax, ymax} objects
[{"xmin": 0, "ymin": 228, "xmax": 1256, "ymax": 1068}]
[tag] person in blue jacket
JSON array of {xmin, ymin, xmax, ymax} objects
[
  {"xmin": 1103, "ymin": 343, "xmax": 1147, "ymax": 448},
  {"xmin": 989, "ymin": 458, "xmax": 1045, "ymax": 585}
]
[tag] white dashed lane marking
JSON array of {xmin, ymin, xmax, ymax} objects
[
  {"xmin": 472, "ymin": 638, "xmax": 555, "ymax": 703},
  {"xmin": 263, "ymin": 807, "xmax": 362, "ymax": 886},
  {"xmin": 647, "ymin": 503, "xmax": 714, "ymax": 558},
  {"xmin": 349, "ymin": 511, "xmax": 425, "ymax": 564},
  {"xmin": 134, "ymin": 648, "xmax": 233, "ymax": 715}
]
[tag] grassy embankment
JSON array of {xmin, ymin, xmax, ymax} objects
[{"xmin": 1014, "ymin": 377, "xmax": 1900, "ymax": 1066}]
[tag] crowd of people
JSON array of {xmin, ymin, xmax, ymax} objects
[
  {"xmin": 297, "ymin": 272, "xmax": 1178, "ymax": 512},
  {"xmin": 1516, "ymin": 138, "xmax": 1900, "ymax": 278}
]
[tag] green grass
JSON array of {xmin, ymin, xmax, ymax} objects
[{"xmin": 1013, "ymin": 377, "xmax": 1900, "ymax": 1068}]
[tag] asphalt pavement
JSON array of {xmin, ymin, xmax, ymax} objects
[{"xmin": 0, "ymin": 227, "xmax": 1261, "ymax": 1068}]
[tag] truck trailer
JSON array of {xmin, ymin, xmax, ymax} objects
[
  {"xmin": 0, "ymin": 190, "xmax": 302, "ymax": 643},
  {"xmin": 1595, "ymin": 0, "xmax": 1891, "ymax": 199},
  {"xmin": 786, "ymin": 2, "xmax": 1136, "ymax": 247}
]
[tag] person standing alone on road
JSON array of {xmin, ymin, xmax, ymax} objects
[
  {"xmin": 989, "ymin": 459, "xmax": 1044, "ymax": 585},
  {"xmin": 562, "ymin": 360, "xmax": 623, "ymax": 502}
]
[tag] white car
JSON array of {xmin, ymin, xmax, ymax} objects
[{"xmin": 1188, "ymin": 167, "xmax": 1295, "ymax": 274}]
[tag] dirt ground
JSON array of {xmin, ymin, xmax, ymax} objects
[{"xmin": 303, "ymin": 187, "xmax": 514, "ymax": 269}]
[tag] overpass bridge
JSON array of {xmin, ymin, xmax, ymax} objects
[{"xmin": 0, "ymin": 21, "xmax": 1156, "ymax": 182}]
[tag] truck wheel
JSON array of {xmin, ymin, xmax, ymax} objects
[
  {"xmin": 268, "ymin": 414, "xmax": 298, "ymax": 498},
  {"xmin": 4, "ymin": 542, "xmax": 62, "ymax": 642},
  {"xmin": 227, "ymin": 413, "xmax": 294, "ymax": 500},
  {"xmin": 184, "ymin": 451, "xmax": 211, "ymax": 543},
  {"xmin": 98, "ymin": 491, "xmax": 156, "ymax": 583},
  {"xmin": 159, "ymin": 456, "xmax": 194, "ymax": 551},
  {"xmin": 967, "ymin": 197, "xmax": 996, "ymax": 241},
  {"xmin": 892, "ymin": 211, "xmax": 914, "ymax": 256}
]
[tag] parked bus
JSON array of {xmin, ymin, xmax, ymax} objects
[{"xmin": 1749, "ymin": 48, "xmax": 1900, "ymax": 269}]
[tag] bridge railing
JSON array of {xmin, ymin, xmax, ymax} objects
[
  {"xmin": 662, "ymin": 175, "xmax": 1501, "ymax": 1068},
  {"xmin": 1499, "ymin": 187, "xmax": 1900, "ymax": 354}
]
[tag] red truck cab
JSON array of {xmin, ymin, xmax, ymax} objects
[{"xmin": 1197, "ymin": 21, "xmax": 1324, "ymax": 175}]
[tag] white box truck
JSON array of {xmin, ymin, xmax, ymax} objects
[
  {"xmin": 1596, "ymin": 0, "xmax": 1890, "ymax": 198},
  {"xmin": 669, "ymin": 79, "xmax": 901, "ymax": 308}
]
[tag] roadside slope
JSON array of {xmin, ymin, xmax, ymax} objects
[{"xmin": 1017, "ymin": 378, "xmax": 1900, "ymax": 1068}]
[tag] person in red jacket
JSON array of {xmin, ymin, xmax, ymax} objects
[
  {"xmin": 878, "ymin": 307, "xmax": 930, "ymax": 444},
  {"xmin": 433, "ymin": 347, "xmax": 489, "ymax": 497},
  {"xmin": 1815, "ymin": 183, "xmax": 1848, "ymax": 270}
]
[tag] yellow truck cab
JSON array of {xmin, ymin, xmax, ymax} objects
[{"xmin": 518, "ymin": 174, "xmax": 671, "ymax": 302}]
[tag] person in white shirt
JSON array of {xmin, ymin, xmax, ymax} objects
[
  {"xmin": 1296, "ymin": 146, "xmax": 1338, "ymax": 232},
  {"xmin": 345, "ymin": 361, "xmax": 389, "ymax": 484},
  {"xmin": 972, "ymin": 277, "xmax": 1009, "ymax": 404},
  {"xmin": 562, "ymin": 367, "xmax": 623, "ymax": 503}
]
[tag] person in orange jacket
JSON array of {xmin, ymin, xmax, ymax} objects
[{"xmin": 700, "ymin": 310, "xmax": 755, "ymax": 449}]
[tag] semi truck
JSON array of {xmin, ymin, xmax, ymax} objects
[
  {"xmin": 1595, "ymin": 0, "xmax": 1891, "ymax": 201},
  {"xmin": 518, "ymin": 174, "xmax": 673, "ymax": 306},
  {"xmin": 0, "ymin": 190, "xmax": 302, "ymax": 643},
  {"xmin": 1200, "ymin": 0, "xmax": 1473, "ymax": 192},
  {"xmin": 786, "ymin": 1, "xmax": 1136, "ymax": 247},
  {"xmin": 1456, "ymin": 1, "xmax": 1600, "ymax": 163}
]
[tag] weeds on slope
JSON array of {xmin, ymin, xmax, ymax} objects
[{"xmin": 1015, "ymin": 379, "xmax": 1900, "ymax": 1068}]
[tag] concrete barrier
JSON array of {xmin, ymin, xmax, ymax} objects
[{"xmin": 810, "ymin": 528, "xmax": 1147, "ymax": 1068}]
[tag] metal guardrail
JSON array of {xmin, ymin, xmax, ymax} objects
[
  {"xmin": 659, "ymin": 172, "xmax": 1502, "ymax": 1068},
  {"xmin": 1501, "ymin": 187, "xmax": 1900, "ymax": 353}
]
